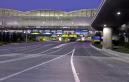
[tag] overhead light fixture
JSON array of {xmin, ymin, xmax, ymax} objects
[
  {"xmin": 117, "ymin": 11, "xmax": 121, "ymax": 15},
  {"xmin": 31, "ymin": 32, "xmax": 40, "ymax": 35},
  {"xmin": 104, "ymin": 24, "xmax": 107, "ymax": 27}
]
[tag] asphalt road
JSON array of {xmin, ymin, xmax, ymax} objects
[{"xmin": 0, "ymin": 41, "xmax": 129, "ymax": 82}]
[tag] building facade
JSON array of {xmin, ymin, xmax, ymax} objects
[{"xmin": 0, "ymin": 9, "xmax": 96, "ymax": 29}]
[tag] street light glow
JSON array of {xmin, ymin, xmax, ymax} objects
[
  {"xmin": 117, "ymin": 11, "xmax": 121, "ymax": 15},
  {"xmin": 104, "ymin": 24, "xmax": 107, "ymax": 27}
]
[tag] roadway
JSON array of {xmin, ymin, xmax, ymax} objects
[{"xmin": 0, "ymin": 41, "xmax": 129, "ymax": 82}]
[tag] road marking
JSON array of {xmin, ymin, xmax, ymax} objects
[
  {"xmin": 53, "ymin": 44, "xmax": 66, "ymax": 49},
  {"xmin": 0, "ymin": 42, "xmax": 70, "ymax": 63},
  {"xmin": 21, "ymin": 44, "xmax": 53, "ymax": 53},
  {"xmin": 0, "ymin": 43, "xmax": 64, "ymax": 63},
  {"xmin": 0, "ymin": 54, "xmax": 21, "ymax": 57},
  {"xmin": 71, "ymin": 49, "xmax": 80, "ymax": 82},
  {"xmin": 0, "ymin": 50, "xmax": 73, "ymax": 81},
  {"xmin": 53, "ymin": 42, "xmax": 75, "ymax": 49},
  {"xmin": 17, "ymin": 44, "xmax": 53, "ymax": 53},
  {"xmin": 107, "ymin": 64, "xmax": 114, "ymax": 68},
  {"xmin": 0, "ymin": 44, "xmax": 52, "ymax": 57},
  {"xmin": 0, "ymin": 44, "xmax": 53, "ymax": 56},
  {"xmin": 0, "ymin": 47, "xmax": 63, "ymax": 64},
  {"xmin": 36, "ymin": 42, "xmax": 72, "ymax": 54},
  {"xmin": 0, "ymin": 43, "xmax": 43, "ymax": 51}
]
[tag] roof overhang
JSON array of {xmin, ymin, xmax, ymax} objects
[{"xmin": 92, "ymin": 0, "xmax": 129, "ymax": 30}]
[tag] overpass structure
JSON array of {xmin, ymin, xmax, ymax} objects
[
  {"xmin": 0, "ymin": 9, "xmax": 96, "ymax": 30},
  {"xmin": 92, "ymin": 0, "xmax": 129, "ymax": 49}
]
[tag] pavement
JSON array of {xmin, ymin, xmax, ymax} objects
[{"xmin": 0, "ymin": 41, "xmax": 129, "ymax": 82}]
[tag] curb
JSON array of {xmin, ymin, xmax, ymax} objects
[
  {"xmin": 90, "ymin": 44, "xmax": 102, "ymax": 51},
  {"xmin": 90, "ymin": 44, "xmax": 129, "ymax": 60},
  {"xmin": 103, "ymin": 49, "xmax": 129, "ymax": 58}
]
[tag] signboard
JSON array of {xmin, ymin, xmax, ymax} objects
[
  {"xmin": 51, "ymin": 30, "xmax": 56, "ymax": 34},
  {"xmin": 43, "ymin": 30, "xmax": 51, "ymax": 35},
  {"xmin": 92, "ymin": 36, "xmax": 101, "ymax": 41},
  {"xmin": 75, "ymin": 29, "xmax": 81, "ymax": 35},
  {"xmin": 56, "ymin": 30, "xmax": 63, "ymax": 34},
  {"xmin": 82, "ymin": 30, "xmax": 88, "ymax": 35},
  {"xmin": 31, "ymin": 30, "xmax": 40, "ymax": 34},
  {"xmin": 75, "ymin": 29, "xmax": 88, "ymax": 35}
]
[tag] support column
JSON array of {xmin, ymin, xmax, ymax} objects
[{"xmin": 103, "ymin": 27, "xmax": 112, "ymax": 49}]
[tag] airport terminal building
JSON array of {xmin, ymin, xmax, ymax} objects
[
  {"xmin": 0, "ymin": 8, "xmax": 97, "ymax": 42},
  {"xmin": 0, "ymin": 9, "xmax": 96, "ymax": 29}
]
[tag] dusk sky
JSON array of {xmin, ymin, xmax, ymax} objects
[{"xmin": 0, "ymin": 0, "xmax": 101, "ymax": 11}]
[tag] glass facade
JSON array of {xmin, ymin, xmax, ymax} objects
[{"xmin": 0, "ymin": 8, "xmax": 97, "ymax": 27}]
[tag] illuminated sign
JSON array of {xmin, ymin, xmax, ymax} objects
[
  {"xmin": 75, "ymin": 29, "xmax": 88, "ymax": 35},
  {"xmin": 43, "ymin": 30, "xmax": 51, "ymax": 35},
  {"xmin": 56, "ymin": 30, "xmax": 63, "ymax": 34}
]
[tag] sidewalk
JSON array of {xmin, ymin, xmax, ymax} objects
[{"xmin": 90, "ymin": 44, "xmax": 129, "ymax": 62}]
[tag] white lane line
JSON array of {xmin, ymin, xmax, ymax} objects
[
  {"xmin": 53, "ymin": 44, "xmax": 66, "ymax": 49},
  {"xmin": 21, "ymin": 44, "xmax": 53, "ymax": 53},
  {"xmin": 0, "ymin": 44, "xmax": 53, "ymax": 57},
  {"xmin": 0, "ymin": 43, "xmax": 65, "ymax": 63},
  {"xmin": 0, "ymin": 50, "xmax": 73, "ymax": 81},
  {"xmin": 107, "ymin": 64, "xmax": 114, "ymax": 68},
  {"xmin": 0, "ymin": 54, "xmax": 21, "ymax": 57},
  {"xmin": 0, "ymin": 43, "xmax": 43, "ymax": 51},
  {"xmin": 53, "ymin": 42, "xmax": 75, "ymax": 49},
  {"xmin": 71, "ymin": 49, "xmax": 80, "ymax": 82},
  {"xmin": 36, "ymin": 42, "xmax": 71, "ymax": 54},
  {"xmin": 0, "ymin": 44, "xmax": 52, "ymax": 57},
  {"xmin": 0, "ymin": 47, "xmax": 63, "ymax": 64}
]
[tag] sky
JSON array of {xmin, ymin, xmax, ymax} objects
[{"xmin": 0, "ymin": 0, "xmax": 101, "ymax": 12}]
